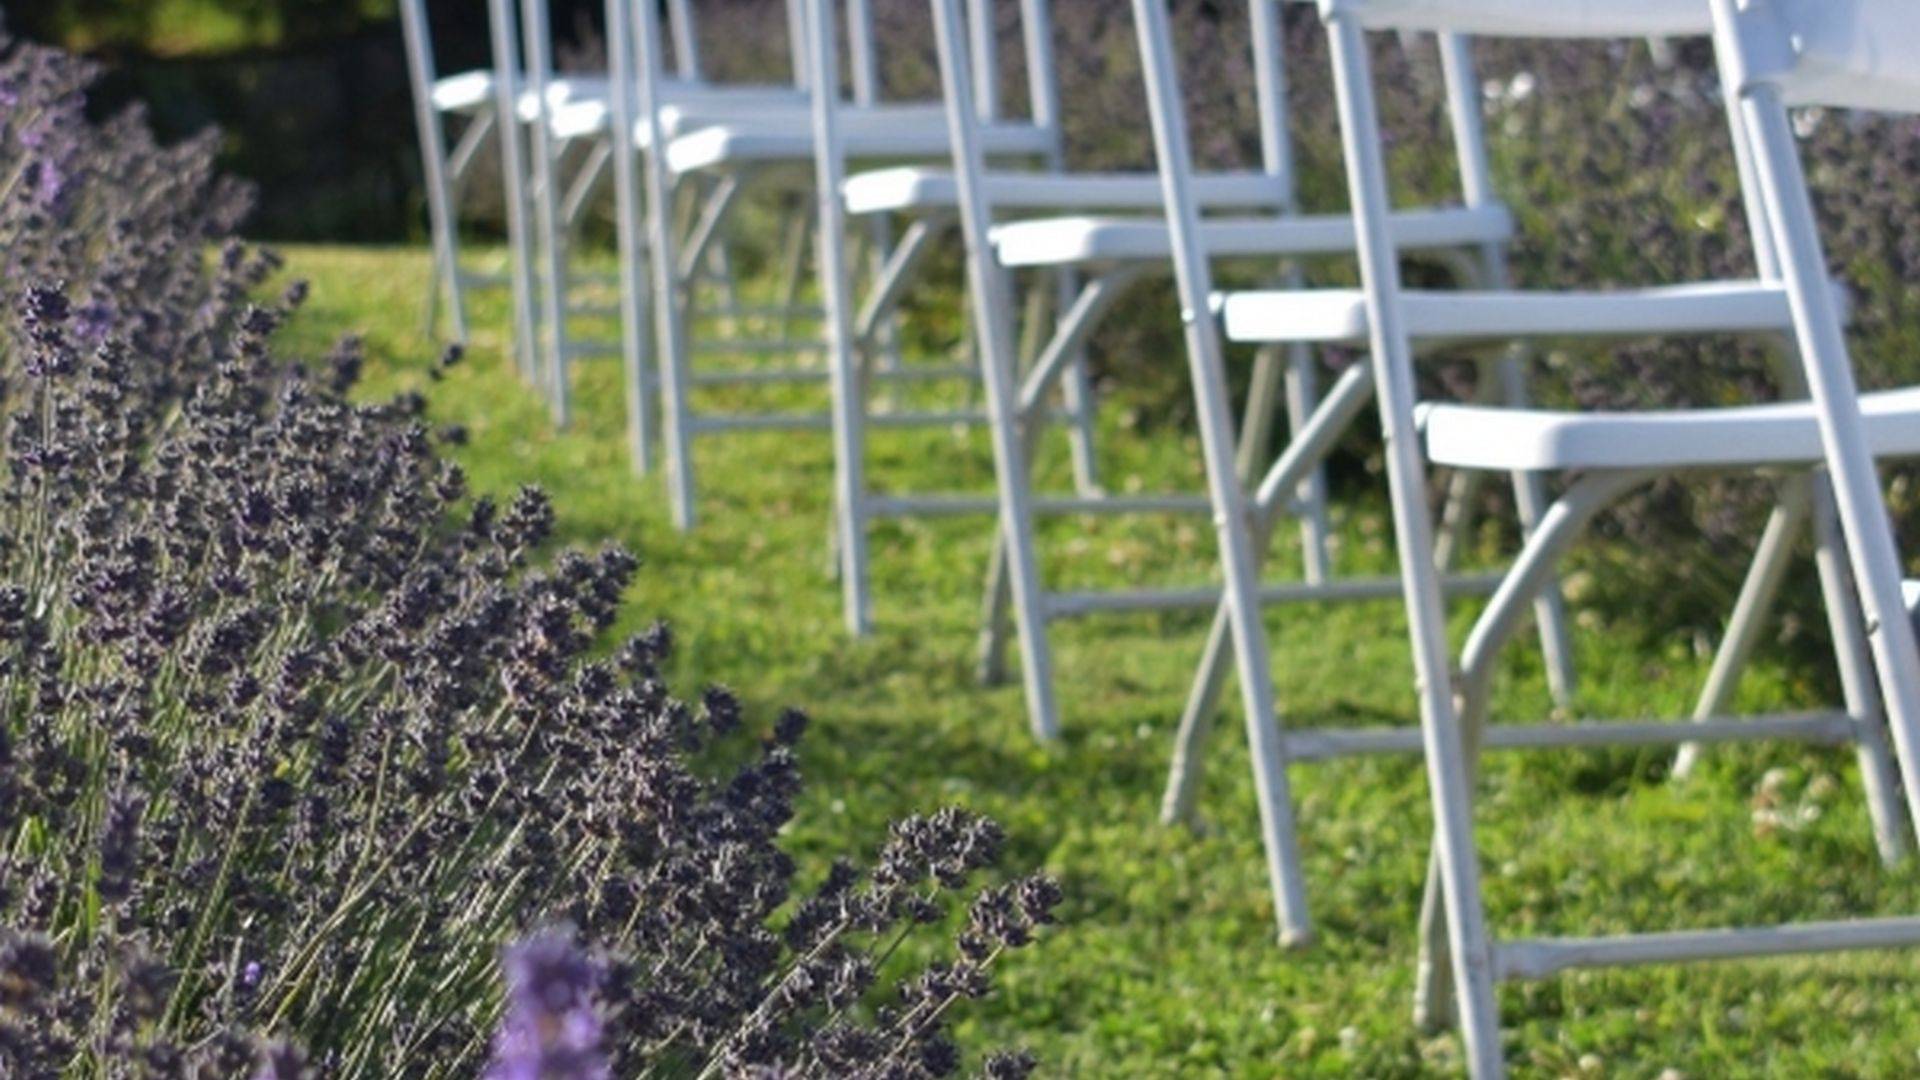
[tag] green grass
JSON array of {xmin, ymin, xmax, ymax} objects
[{"xmin": 280, "ymin": 242, "xmax": 1920, "ymax": 1077}]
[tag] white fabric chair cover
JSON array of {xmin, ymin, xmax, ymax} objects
[
  {"xmin": 1312, "ymin": 0, "xmax": 1711, "ymax": 38},
  {"xmin": 1776, "ymin": 0, "xmax": 1920, "ymax": 112}
]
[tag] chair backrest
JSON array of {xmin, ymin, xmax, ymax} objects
[
  {"xmin": 1305, "ymin": 0, "xmax": 1786, "ymax": 288},
  {"xmin": 402, "ymin": 0, "xmax": 712, "ymax": 88},
  {"xmin": 1714, "ymin": 0, "xmax": 1920, "ymax": 114},
  {"xmin": 1304, "ymin": 0, "xmax": 1710, "ymax": 38},
  {"xmin": 809, "ymin": 0, "xmax": 1058, "ymax": 128},
  {"xmin": 925, "ymin": 0, "xmax": 1305, "ymax": 197}
]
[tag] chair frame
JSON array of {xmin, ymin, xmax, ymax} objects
[
  {"xmin": 807, "ymin": 0, "xmax": 1114, "ymax": 640},
  {"xmin": 519, "ymin": 0, "xmax": 813, "ymax": 435},
  {"xmin": 937, "ymin": 0, "xmax": 1574, "ymax": 744},
  {"xmin": 1709, "ymin": 0, "xmax": 1920, "ymax": 824},
  {"xmin": 1138, "ymin": 0, "xmax": 1920, "ymax": 1072},
  {"xmin": 628, "ymin": 1, "xmax": 1069, "ymax": 532}
]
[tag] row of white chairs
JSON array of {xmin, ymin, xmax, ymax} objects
[
  {"xmin": 400, "ymin": 1, "xmax": 1920, "ymax": 1073},
  {"xmin": 402, "ymin": 0, "xmax": 1583, "ymax": 740},
  {"xmin": 1134, "ymin": 0, "xmax": 1920, "ymax": 1075}
]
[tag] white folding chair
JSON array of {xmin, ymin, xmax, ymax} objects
[
  {"xmin": 630, "ymin": 1, "xmax": 1095, "ymax": 533},
  {"xmin": 1707, "ymin": 0, "xmax": 1920, "ymax": 820},
  {"xmin": 399, "ymin": 0, "xmax": 611, "ymax": 346},
  {"xmin": 1140, "ymin": 0, "xmax": 1920, "ymax": 1072},
  {"xmin": 806, "ymin": 0, "xmax": 1137, "ymax": 642},
  {"xmin": 510, "ymin": 0, "xmax": 818, "ymax": 437},
  {"xmin": 929, "ymin": 0, "xmax": 1571, "ymax": 743}
]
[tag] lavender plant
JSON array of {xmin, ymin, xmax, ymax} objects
[{"xmin": 0, "ymin": 35, "xmax": 1055, "ymax": 1078}]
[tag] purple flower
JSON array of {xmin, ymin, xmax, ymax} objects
[{"xmin": 484, "ymin": 932, "xmax": 609, "ymax": 1080}]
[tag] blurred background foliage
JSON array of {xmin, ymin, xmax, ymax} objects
[{"xmin": 9, "ymin": 0, "xmax": 607, "ymax": 239}]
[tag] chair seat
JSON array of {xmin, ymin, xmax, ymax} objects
[
  {"xmin": 840, "ymin": 167, "xmax": 1288, "ymax": 215},
  {"xmin": 542, "ymin": 87, "xmax": 813, "ymax": 142},
  {"xmin": 433, "ymin": 70, "xmax": 800, "ymax": 129},
  {"xmin": 1220, "ymin": 281, "xmax": 1798, "ymax": 345},
  {"xmin": 1778, "ymin": 0, "xmax": 1920, "ymax": 112},
  {"xmin": 549, "ymin": 99, "xmax": 618, "ymax": 141},
  {"xmin": 989, "ymin": 205, "xmax": 1513, "ymax": 268},
  {"xmin": 431, "ymin": 70, "xmax": 497, "ymax": 114},
  {"xmin": 433, "ymin": 72, "xmax": 611, "ymax": 117},
  {"xmin": 1346, "ymin": 0, "xmax": 1709, "ymax": 38},
  {"xmin": 666, "ymin": 110, "xmax": 1054, "ymax": 174},
  {"xmin": 1419, "ymin": 386, "xmax": 1920, "ymax": 471}
]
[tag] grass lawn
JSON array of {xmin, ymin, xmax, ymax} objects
[{"xmin": 278, "ymin": 242, "xmax": 1920, "ymax": 1077}]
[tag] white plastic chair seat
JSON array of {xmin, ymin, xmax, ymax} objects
[
  {"xmin": 1775, "ymin": 0, "xmax": 1920, "ymax": 112},
  {"xmin": 1220, "ymin": 281, "xmax": 1798, "ymax": 345},
  {"xmin": 990, "ymin": 205, "xmax": 1514, "ymax": 268},
  {"xmin": 840, "ymin": 167, "xmax": 1290, "ymax": 215},
  {"xmin": 435, "ymin": 70, "xmax": 802, "ymax": 128},
  {"xmin": 548, "ymin": 99, "xmax": 620, "ymax": 141},
  {"xmin": 666, "ymin": 112, "xmax": 1055, "ymax": 174},
  {"xmin": 430, "ymin": 70, "xmax": 497, "ymax": 114},
  {"xmin": 434, "ymin": 72, "xmax": 612, "ymax": 117},
  {"xmin": 1327, "ymin": 0, "xmax": 1710, "ymax": 38},
  {"xmin": 541, "ymin": 87, "xmax": 815, "ymax": 143},
  {"xmin": 1419, "ymin": 385, "xmax": 1920, "ymax": 471}
]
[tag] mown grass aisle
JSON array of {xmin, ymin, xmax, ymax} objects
[{"xmin": 284, "ymin": 243, "xmax": 1920, "ymax": 1077}]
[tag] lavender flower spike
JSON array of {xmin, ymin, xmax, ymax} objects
[{"xmin": 485, "ymin": 931, "xmax": 610, "ymax": 1080}]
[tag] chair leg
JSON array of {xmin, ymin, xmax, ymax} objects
[
  {"xmin": 1497, "ymin": 351, "xmax": 1578, "ymax": 706},
  {"xmin": 975, "ymin": 534, "xmax": 1015, "ymax": 687},
  {"xmin": 709, "ymin": 240, "xmax": 742, "ymax": 337},
  {"xmin": 423, "ymin": 124, "xmax": 467, "ymax": 343},
  {"xmin": 486, "ymin": 0, "xmax": 540, "ymax": 387},
  {"xmin": 1432, "ymin": 466, "xmax": 1482, "ymax": 573},
  {"xmin": 1745, "ymin": 90, "xmax": 1920, "ymax": 838},
  {"xmin": 1284, "ymin": 344, "xmax": 1334, "ymax": 585},
  {"xmin": 1057, "ymin": 268, "xmax": 1104, "ymax": 498},
  {"xmin": 399, "ymin": 0, "xmax": 467, "ymax": 345},
  {"xmin": 1161, "ymin": 362, "xmax": 1376, "ymax": 829},
  {"xmin": 535, "ymin": 133, "xmax": 574, "ymax": 426},
  {"xmin": 1414, "ymin": 470, "xmax": 1646, "ymax": 1032},
  {"xmin": 806, "ymin": 0, "xmax": 872, "ymax": 635},
  {"xmin": 441, "ymin": 111, "xmax": 494, "ymax": 338},
  {"xmin": 605, "ymin": 0, "xmax": 653, "ymax": 476},
  {"xmin": 865, "ymin": 215, "xmax": 906, "ymax": 374},
  {"xmin": 926, "ymin": 0, "xmax": 1060, "ymax": 740},
  {"xmin": 775, "ymin": 198, "xmax": 814, "ymax": 348},
  {"xmin": 560, "ymin": 138, "xmax": 613, "ymax": 231},
  {"xmin": 974, "ymin": 274, "xmax": 1052, "ymax": 688},
  {"xmin": 1233, "ymin": 276, "xmax": 1332, "ymax": 585},
  {"xmin": 1160, "ymin": 604, "xmax": 1233, "ymax": 828},
  {"xmin": 1153, "ymin": 258, "xmax": 1313, "ymax": 941},
  {"xmin": 976, "ymin": 271, "xmax": 1139, "ymax": 680},
  {"xmin": 1673, "ymin": 481, "xmax": 1809, "ymax": 779},
  {"xmin": 1807, "ymin": 473, "xmax": 1911, "ymax": 864},
  {"xmin": 650, "ymin": 172, "xmax": 698, "ymax": 529},
  {"xmin": 1237, "ymin": 345, "xmax": 1286, "ymax": 485},
  {"xmin": 820, "ymin": 222, "xmax": 874, "ymax": 633},
  {"xmin": 954, "ymin": 261, "xmax": 1060, "ymax": 738},
  {"xmin": 1321, "ymin": 11, "xmax": 1503, "ymax": 1070}
]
